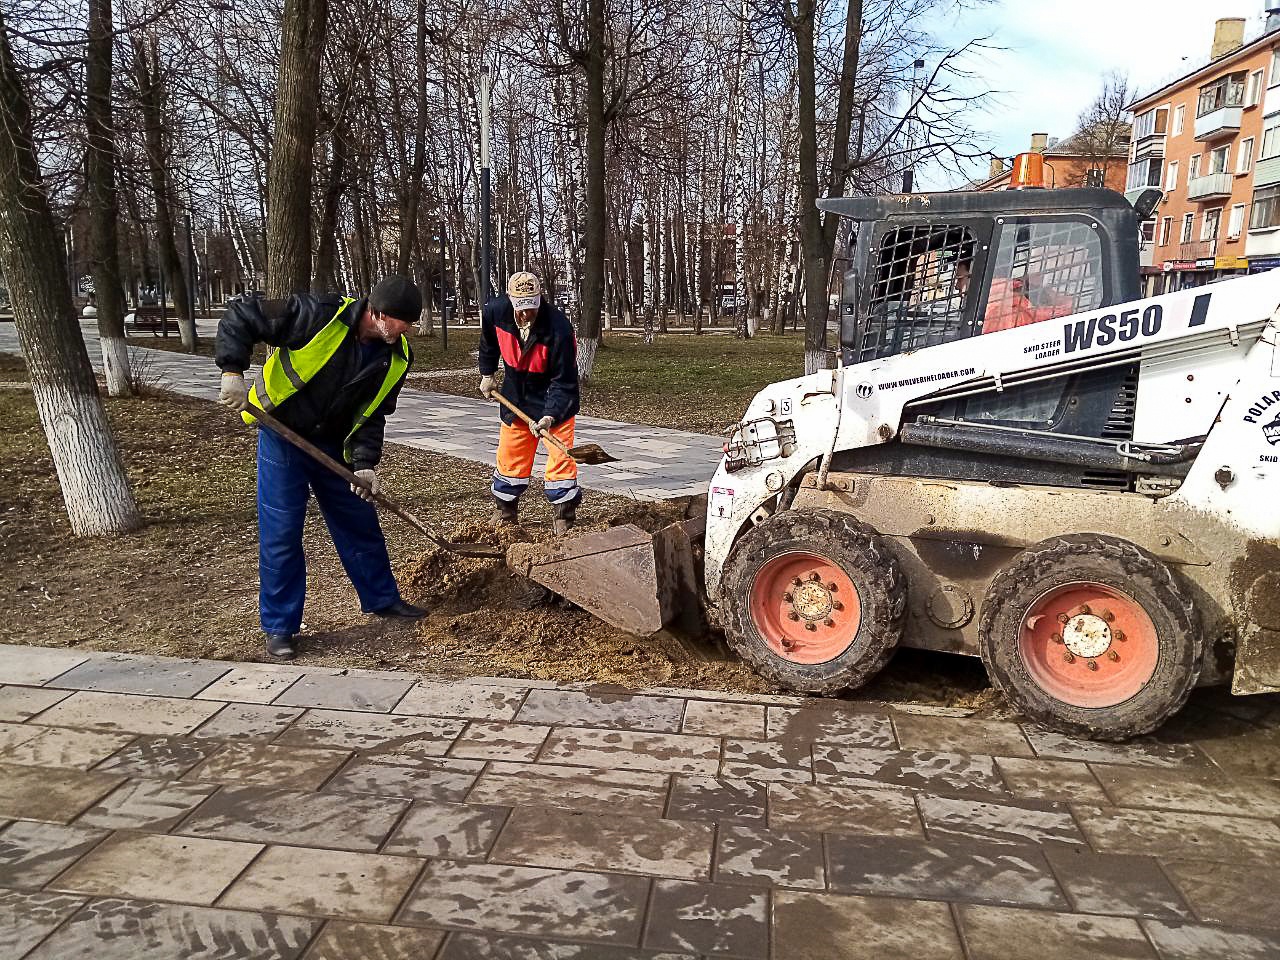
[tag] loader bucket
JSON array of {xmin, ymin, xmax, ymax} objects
[{"xmin": 506, "ymin": 516, "xmax": 705, "ymax": 636}]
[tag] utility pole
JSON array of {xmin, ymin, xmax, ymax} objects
[
  {"xmin": 902, "ymin": 58, "xmax": 925, "ymax": 194},
  {"xmin": 479, "ymin": 64, "xmax": 493, "ymax": 305}
]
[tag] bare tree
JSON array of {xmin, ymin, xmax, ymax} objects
[
  {"xmin": 1069, "ymin": 72, "xmax": 1132, "ymax": 187},
  {"xmin": 267, "ymin": 0, "xmax": 328, "ymax": 295},
  {"xmin": 85, "ymin": 0, "xmax": 131, "ymax": 394},
  {"xmin": 0, "ymin": 6, "xmax": 141, "ymax": 536}
]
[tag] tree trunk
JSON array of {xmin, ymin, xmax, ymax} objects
[
  {"xmin": 576, "ymin": 0, "xmax": 606, "ymax": 379},
  {"xmin": 312, "ymin": 126, "xmax": 348, "ymax": 293},
  {"xmin": 85, "ymin": 0, "xmax": 131, "ymax": 396},
  {"xmin": 267, "ymin": 0, "xmax": 328, "ymax": 295},
  {"xmin": 0, "ymin": 11, "xmax": 141, "ymax": 535},
  {"xmin": 131, "ymin": 36, "xmax": 195, "ymax": 351},
  {"xmin": 790, "ymin": 0, "xmax": 828, "ymax": 373}
]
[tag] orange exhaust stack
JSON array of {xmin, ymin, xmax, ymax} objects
[{"xmin": 1008, "ymin": 152, "xmax": 1048, "ymax": 190}]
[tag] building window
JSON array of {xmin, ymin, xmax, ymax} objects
[
  {"xmin": 1271, "ymin": 49, "xmax": 1280, "ymax": 87},
  {"xmin": 1125, "ymin": 157, "xmax": 1163, "ymax": 191},
  {"xmin": 1197, "ymin": 73, "xmax": 1247, "ymax": 117},
  {"xmin": 1201, "ymin": 208, "xmax": 1221, "ymax": 242},
  {"xmin": 1249, "ymin": 69, "xmax": 1265, "ymax": 107},
  {"xmin": 1251, "ymin": 184, "xmax": 1280, "ymax": 230},
  {"xmin": 1166, "ymin": 160, "xmax": 1179, "ymax": 191},
  {"xmin": 1264, "ymin": 123, "xmax": 1280, "ymax": 160},
  {"xmin": 1160, "ymin": 216, "xmax": 1173, "ymax": 246},
  {"xmin": 1181, "ymin": 212, "xmax": 1196, "ymax": 244},
  {"xmin": 1172, "ymin": 104, "xmax": 1186, "ymax": 136},
  {"xmin": 1229, "ymin": 203, "xmax": 1247, "ymax": 239},
  {"xmin": 1239, "ymin": 137, "xmax": 1256, "ymax": 174},
  {"xmin": 1190, "ymin": 154, "xmax": 1202, "ymax": 179},
  {"xmin": 1133, "ymin": 107, "xmax": 1169, "ymax": 140},
  {"xmin": 1209, "ymin": 144, "xmax": 1231, "ymax": 174},
  {"xmin": 1141, "ymin": 219, "xmax": 1157, "ymax": 243}
]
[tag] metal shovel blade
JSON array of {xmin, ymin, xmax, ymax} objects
[{"xmin": 566, "ymin": 443, "xmax": 617, "ymax": 465}]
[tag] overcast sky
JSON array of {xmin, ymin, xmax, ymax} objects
[{"xmin": 924, "ymin": 1, "xmax": 1275, "ymax": 188}]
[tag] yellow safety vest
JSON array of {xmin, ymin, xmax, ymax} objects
[{"xmin": 242, "ymin": 297, "xmax": 410, "ymax": 462}]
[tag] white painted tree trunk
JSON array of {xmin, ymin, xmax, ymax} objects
[
  {"xmin": 100, "ymin": 335, "xmax": 132, "ymax": 397},
  {"xmin": 30, "ymin": 379, "xmax": 140, "ymax": 535},
  {"xmin": 576, "ymin": 334, "xmax": 599, "ymax": 380},
  {"xmin": 641, "ymin": 214, "xmax": 655, "ymax": 344}
]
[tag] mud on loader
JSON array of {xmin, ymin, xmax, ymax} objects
[{"xmin": 510, "ymin": 177, "xmax": 1280, "ymax": 741}]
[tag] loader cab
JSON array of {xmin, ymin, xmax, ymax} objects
[{"xmin": 822, "ymin": 187, "xmax": 1146, "ymax": 490}]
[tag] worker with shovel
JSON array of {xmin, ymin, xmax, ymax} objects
[
  {"xmin": 215, "ymin": 276, "xmax": 428, "ymax": 660},
  {"xmin": 479, "ymin": 271, "xmax": 582, "ymax": 534}
]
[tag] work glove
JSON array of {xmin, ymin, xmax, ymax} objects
[
  {"xmin": 351, "ymin": 468, "xmax": 380, "ymax": 503},
  {"xmin": 533, "ymin": 415, "xmax": 555, "ymax": 435},
  {"xmin": 479, "ymin": 375, "xmax": 496, "ymax": 399},
  {"xmin": 219, "ymin": 372, "xmax": 250, "ymax": 413}
]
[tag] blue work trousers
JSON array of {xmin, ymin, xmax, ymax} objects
[{"xmin": 256, "ymin": 427, "xmax": 400, "ymax": 635}]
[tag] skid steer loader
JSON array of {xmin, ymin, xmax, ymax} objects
[{"xmin": 509, "ymin": 169, "xmax": 1280, "ymax": 741}]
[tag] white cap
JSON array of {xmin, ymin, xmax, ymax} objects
[{"xmin": 507, "ymin": 271, "xmax": 542, "ymax": 311}]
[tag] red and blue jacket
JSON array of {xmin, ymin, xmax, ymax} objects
[{"xmin": 478, "ymin": 296, "xmax": 580, "ymax": 426}]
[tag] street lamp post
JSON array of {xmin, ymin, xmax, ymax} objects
[
  {"xmin": 479, "ymin": 65, "xmax": 493, "ymax": 306},
  {"xmin": 902, "ymin": 58, "xmax": 925, "ymax": 194}
]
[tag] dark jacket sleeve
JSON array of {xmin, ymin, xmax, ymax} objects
[
  {"xmin": 348, "ymin": 342, "xmax": 414, "ymax": 472},
  {"xmin": 478, "ymin": 301, "xmax": 500, "ymax": 375},
  {"xmin": 214, "ymin": 296, "xmax": 306, "ymax": 374},
  {"xmin": 541, "ymin": 319, "xmax": 580, "ymax": 426}
]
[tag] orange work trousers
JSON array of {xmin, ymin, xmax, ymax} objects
[{"xmin": 492, "ymin": 417, "xmax": 581, "ymax": 507}]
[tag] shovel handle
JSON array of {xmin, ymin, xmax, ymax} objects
[
  {"xmin": 489, "ymin": 391, "xmax": 574, "ymax": 457},
  {"xmin": 242, "ymin": 403, "xmax": 458, "ymax": 552}
]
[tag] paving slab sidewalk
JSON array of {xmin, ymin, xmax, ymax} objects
[{"xmin": 1, "ymin": 643, "xmax": 1279, "ymax": 958}]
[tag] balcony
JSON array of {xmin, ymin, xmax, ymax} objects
[
  {"xmin": 1131, "ymin": 135, "xmax": 1166, "ymax": 163},
  {"xmin": 1186, "ymin": 172, "xmax": 1234, "ymax": 201},
  {"xmin": 1255, "ymin": 155, "xmax": 1280, "ymax": 187},
  {"xmin": 1194, "ymin": 106, "xmax": 1243, "ymax": 141},
  {"xmin": 1266, "ymin": 84, "xmax": 1280, "ymax": 117},
  {"xmin": 1178, "ymin": 240, "xmax": 1217, "ymax": 261}
]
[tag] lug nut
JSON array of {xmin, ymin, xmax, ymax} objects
[
  {"xmin": 780, "ymin": 638, "xmax": 794, "ymax": 650},
  {"xmin": 827, "ymin": 582, "xmax": 838, "ymax": 592},
  {"xmin": 832, "ymin": 600, "xmax": 844, "ymax": 611},
  {"xmin": 1113, "ymin": 630, "xmax": 1126, "ymax": 642},
  {"xmin": 782, "ymin": 592, "xmax": 793, "ymax": 603},
  {"xmin": 1107, "ymin": 650, "xmax": 1120, "ymax": 662},
  {"xmin": 804, "ymin": 622, "xmax": 818, "ymax": 632},
  {"xmin": 1101, "ymin": 609, "xmax": 1115, "ymax": 623},
  {"xmin": 1087, "ymin": 659, "xmax": 1099, "ymax": 671},
  {"xmin": 787, "ymin": 612, "xmax": 800, "ymax": 622},
  {"xmin": 809, "ymin": 572, "xmax": 822, "ymax": 583},
  {"xmin": 823, "ymin": 618, "xmax": 835, "ymax": 627},
  {"xmin": 1077, "ymin": 604, "xmax": 1092, "ymax": 616},
  {"xmin": 791, "ymin": 577, "xmax": 803, "ymax": 587},
  {"xmin": 1057, "ymin": 612, "xmax": 1070, "ymax": 624},
  {"xmin": 1063, "ymin": 652, "xmax": 1075, "ymax": 663},
  {"xmin": 1052, "ymin": 633, "xmax": 1064, "ymax": 644}
]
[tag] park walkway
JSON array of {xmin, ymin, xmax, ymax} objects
[
  {"xmin": 0, "ymin": 321, "xmax": 721, "ymax": 501},
  {"xmin": 1, "ymin": 644, "xmax": 1279, "ymax": 958}
]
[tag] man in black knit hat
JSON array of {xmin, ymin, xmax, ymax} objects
[{"xmin": 215, "ymin": 275, "xmax": 427, "ymax": 659}]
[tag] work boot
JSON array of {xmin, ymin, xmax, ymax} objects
[
  {"xmin": 265, "ymin": 633, "xmax": 296, "ymax": 660},
  {"xmin": 372, "ymin": 599, "xmax": 428, "ymax": 620},
  {"xmin": 552, "ymin": 505, "xmax": 577, "ymax": 537},
  {"xmin": 492, "ymin": 500, "xmax": 519, "ymax": 529}
]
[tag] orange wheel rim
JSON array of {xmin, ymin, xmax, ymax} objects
[
  {"xmin": 748, "ymin": 552, "xmax": 861, "ymax": 665},
  {"xmin": 1018, "ymin": 582, "xmax": 1159, "ymax": 708}
]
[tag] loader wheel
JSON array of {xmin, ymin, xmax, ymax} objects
[
  {"xmin": 979, "ymin": 534, "xmax": 1200, "ymax": 741},
  {"xmin": 722, "ymin": 509, "xmax": 905, "ymax": 695}
]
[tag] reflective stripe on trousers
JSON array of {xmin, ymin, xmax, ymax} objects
[{"xmin": 491, "ymin": 417, "xmax": 581, "ymax": 505}]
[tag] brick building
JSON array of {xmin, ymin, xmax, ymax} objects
[
  {"xmin": 1128, "ymin": 12, "xmax": 1280, "ymax": 294},
  {"xmin": 974, "ymin": 132, "xmax": 1130, "ymax": 193}
]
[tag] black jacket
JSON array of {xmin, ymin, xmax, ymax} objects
[
  {"xmin": 478, "ymin": 296, "xmax": 580, "ymax": 426},
  {"xmin": 215, "ymin": 293, "xmax": 412, "ymax": 470}
]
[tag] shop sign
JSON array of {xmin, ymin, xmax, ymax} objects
[
  {"xmin": 1215, "ymin": 256, "xmax": 1249, "ymax": 270},
  {"xmin": 1194, "ymin": 258, "xmax": 1217, "ymax": 269}
]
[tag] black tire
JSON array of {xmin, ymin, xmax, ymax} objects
[
  {"xmin": 721, "ymin": 508, "xmax": 906, "ymax": 695},
  {"xmin": 978, "ymin": 534, "xmax": 1200, "ymax": 741}
]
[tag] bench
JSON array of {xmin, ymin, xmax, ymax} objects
[{"xmin": 129, "ymin": 305, "xmax": 179, "ymax": 335}]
